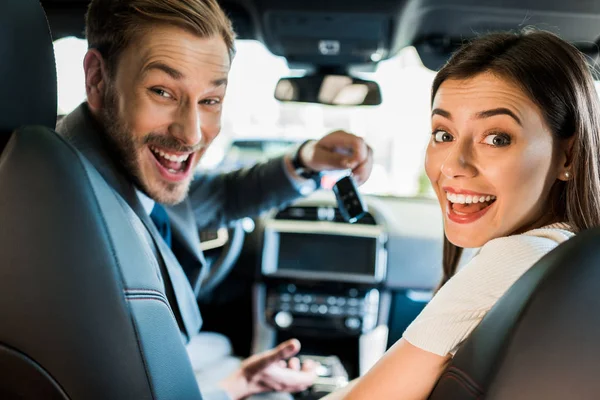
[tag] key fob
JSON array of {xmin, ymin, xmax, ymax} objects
[{"xmin": 333, "ymin": 175, "xmax": 367, "ymax": 223}]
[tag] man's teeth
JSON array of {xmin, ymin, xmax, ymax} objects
[
  {"xmin": 446, "ymin": 192, "xmax": 496, "ymax": 204},
  {"xmin": 150, "ymin": 146, "xmax": 190, "ymax": 163}
]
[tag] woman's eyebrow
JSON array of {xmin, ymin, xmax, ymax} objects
[
  {"xmin": 431, "ymin": 107, "xmax": 522, "ymax": 126},
  {"xmin": 476, "ymin": 107, "xmax": 522, "ymax": 126}
]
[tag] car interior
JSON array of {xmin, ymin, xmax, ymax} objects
[{"xmin": 2, "ymin": 0, "xmax": 600, "ymax": 398}]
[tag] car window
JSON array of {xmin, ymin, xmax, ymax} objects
[{"xmin": 53, "ymin": 37, "xmax": 440, "ymax": 198}]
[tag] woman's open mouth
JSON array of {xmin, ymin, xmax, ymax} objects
[
  {"xmin": 445, "ymin": 191, "xmax": 497, "ymax": 224},
  {"xmin": 149, "ymin": 145, "xmax": 195, "ymax": 182}
]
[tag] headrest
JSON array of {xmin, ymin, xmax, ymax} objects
[{"xmin": 0, "ymin": 0, "xmax": 57, "ymax": 134}]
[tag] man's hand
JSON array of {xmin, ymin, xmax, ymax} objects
[
  {"xmin": 299, "ymin": 130, "xmax": 374, "ymax": 185},
  {"xmin": 219, "ymin": 339, "xmax": 318, "ymax": 400}
]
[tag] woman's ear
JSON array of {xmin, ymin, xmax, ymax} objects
[
  {"xmin": 83, "ymin": 49, "xmax": 108, "ymax": 112},
  {"xmin": 557, "ymin": 135, "xmax": 576, "ymax": 182}
]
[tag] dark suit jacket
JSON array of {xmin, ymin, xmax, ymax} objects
[{"xmin": 56, "ymin": 103, "xmax": 302, "ymax": 338}]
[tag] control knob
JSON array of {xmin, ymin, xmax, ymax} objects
[{"xmin": 274, "ymin": 311, "xmax": 293, "ymax": 329}]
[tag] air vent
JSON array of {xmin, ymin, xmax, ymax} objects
[
  {"xmin": 275, "ymin": 206, "xmax": 319, "ymax": 221},
  {"xmin": 275, "ymin": 206, "xmax": 377, "ymax": 225}
]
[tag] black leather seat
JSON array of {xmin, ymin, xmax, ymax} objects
[
  {"xmin": 429, "ymin": 227, "xmax": 600, "ymax": 399},
  {"xmin": 0, "ymin": 1, "xmax": 202, "ymax": 399}
]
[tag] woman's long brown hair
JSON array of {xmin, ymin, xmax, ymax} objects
[{"xmin": 433, "ymin": 30, "xmax": 600, "ymax": 288}]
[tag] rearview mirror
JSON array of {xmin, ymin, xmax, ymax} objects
[{"xmin": 274, "ymin": 74, "xmax": 382, "ymax": 106}]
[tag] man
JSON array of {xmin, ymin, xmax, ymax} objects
[{"xmin": 56, "ymin": 0, "xmax": 373, "ymax": 399}]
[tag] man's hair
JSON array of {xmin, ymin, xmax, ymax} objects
[{"xmin": 85, "ymin": 0, "xmax": 236, "ymax": 74}]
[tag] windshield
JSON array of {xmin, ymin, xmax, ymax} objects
[{"xmin": 54, "ymin": 38, "xmax": 437, "ymax": 197}]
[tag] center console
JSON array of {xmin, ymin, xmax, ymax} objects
[
  {"xmin": 266, "ymin": 283, "xmax": 381, "ymax": 336},
  {"xmin": 252, "ymin": 201, "xmax": 391, "ymax": 397}
]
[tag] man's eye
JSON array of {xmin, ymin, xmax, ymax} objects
[
  {"xmin": 151, "ymin": 88, "xmax": 172, "ymax": 99},
  {"xmin": 432, "ymin": 130, "xmax": 453, "ymax": 143},
  {"xmin": 483, "ymin": 133, "xmax": 511, "ymax": 147},
  {"xmin": 201, "ymin": 99, "xmax": 220, "ymax": 106}
]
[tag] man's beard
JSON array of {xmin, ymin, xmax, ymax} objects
[{"xmin": 98, "ymin": 85, "xmax": 203, "ymax": 205}]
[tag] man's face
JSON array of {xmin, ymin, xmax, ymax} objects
[{"xmin": 100, "ymin": 25, "xmax": 230, "ymax": 204}]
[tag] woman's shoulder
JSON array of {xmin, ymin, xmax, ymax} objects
[
  {"xmin": 402, "ymin": 224, "xmax": 574, "ymax": 357},
  {"xmin": 478, "ymin": 222, "xmax": 574, "ymax": 259},
  {"xmin": 454, "ymin": 223, "xmax": 576, "ymax": 285}
]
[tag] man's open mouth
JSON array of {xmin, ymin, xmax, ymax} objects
[{"xmin": 149, "ymin": 145, "xmax": 194, "ymax": 178}]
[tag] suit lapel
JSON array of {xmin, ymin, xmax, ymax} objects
[
  {"xmin": 167, "ymin": 201, "xmax": 206, "ymax": 264},
  {"xmin": 167, "ymin": 197, "xmax": 207, "ymax": 295}
]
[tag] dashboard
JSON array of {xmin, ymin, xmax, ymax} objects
[{"xmin": 262, "ymin": 191, "xmax": 444, "ymax": 290}]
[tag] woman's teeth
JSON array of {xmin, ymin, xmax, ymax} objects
[
  {"xmin": 446, "ymin": 192, "xmax": 496, "ymax": 204},
  {"xmin": 150, "ymin": 146, "xmax": 190, "ymax": 163}
]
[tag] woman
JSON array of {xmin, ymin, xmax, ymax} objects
[{"xmin": 325, "ymin": 29, "xmax": 600, "ymax": 399}]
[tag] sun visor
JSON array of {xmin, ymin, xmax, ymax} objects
[
  {"xmin": 396, "ymin": 0, "xmax": 600, "ymax": 72},
  {"xmin": 263, "ymin": 11, "xmax": 392, "ymax": 66}
]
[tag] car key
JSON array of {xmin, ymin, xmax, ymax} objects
[{"xmin": 333, "ymin": 175, "xmax": 367, "ymax": 223}]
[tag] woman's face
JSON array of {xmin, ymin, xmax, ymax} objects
[{"xmin": 426, "ymin": 73, "xmax": 567, "ymax": 248}]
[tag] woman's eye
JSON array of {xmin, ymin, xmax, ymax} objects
[
  {"xmin": 483, "ymin": 133, "xmax": 511, "ymax": 147},
  {"xmin": 433, "ymin": 130, "xmax": 453, "ymax": 143},
  {"xmin": 151, "ymin": 88, "xmax": 172, "ymax": 99}
]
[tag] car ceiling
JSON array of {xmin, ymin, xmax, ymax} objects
[{"xmin": 41, "ymin": 0, "xmax": 600, "ymax": 71}]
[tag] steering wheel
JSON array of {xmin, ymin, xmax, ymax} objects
[{"xmin": 194, "ymin": 219, "xmax": 246, "ymax": 297}]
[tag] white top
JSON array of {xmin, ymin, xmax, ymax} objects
[{"xmin": 402, "ymin": 223, "xmax": 574, "ymax": 357}]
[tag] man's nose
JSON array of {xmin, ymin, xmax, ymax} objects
[
  {"xmin": 170, "ymin": 104, "xmax": 203, "ymax": 147},
  {"xmin": 440, "ymin": 140, "xmax": 477, "ymax": 179}
]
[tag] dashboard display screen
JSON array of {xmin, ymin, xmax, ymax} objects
[{"xmin": 277, "ymin": 232, "xmax": 377, "ymax": 276}]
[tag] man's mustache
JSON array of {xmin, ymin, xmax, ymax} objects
[{"xmin": 143, "ymin": 133, "xmax": 208, "ymax": 153}]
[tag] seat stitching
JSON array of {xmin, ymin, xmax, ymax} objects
[
  {"xmin": 127, "ymin": 296, "xmax": 172, "ymax": 305},
  {"xmin": 447, "ymin": 366, "xmax": 484, "ymax": 392},
  {"xmin": 125, "ymin": 288, "xmax": 168, "ymax": 297},
  {"xmin": 441, "ymin": 375, "xmax": 480, "ymax": 398},
  {"xmin": 441, "ymin": 371, "xmax": 482, "ymax": 398}
]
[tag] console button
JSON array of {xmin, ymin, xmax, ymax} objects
[
  {"xmin": 328, "ymin": 306, "xmax": 341, "ymax": 315},
  {"xmin": 280, "ymin": 293, "xmax": 291, "ymax": 302},
  {"xmin": 318, "ymin": 305, "xmax": 328, "ymax": 314},
  {"xmin": 294, "ymin": 294, "xmax": 303, "ymax": 303},
  {"xmin": 345, "ymin": 317, "xmax": 361, "ymax": 330},
  {"xmin": 348, "ymin": 298, "xmax": 359, "ymax": 307},
  {"xmin": 327, "ymin": 296, "xmax": 337, "ymax": 305},
  {"xmin": 310, "ymin": 304, "xmax": 320, "ymax": 314},
  {"xmin": 294, "ymin": 304, "xmax": 309, "ymax": 313},
  {"xmin": 336, "ymin": 297, "xmax": 346, "ymax": 306},
  {"xmin": 275, "ymin": 311, "xmax": 293, "ymax": 329}
]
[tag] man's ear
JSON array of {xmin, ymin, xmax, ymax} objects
[
  {"xmin": 83, "ymin": 49, "xmax": 108, "ymax": 112},
  {"xmin": 557, "ymin": 135, "xmax": 576, "ymax": 181}
]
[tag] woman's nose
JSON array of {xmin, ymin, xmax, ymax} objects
[{"xmin": 440, "ymin": 140, "xmax": 477, "ymax": 179}]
